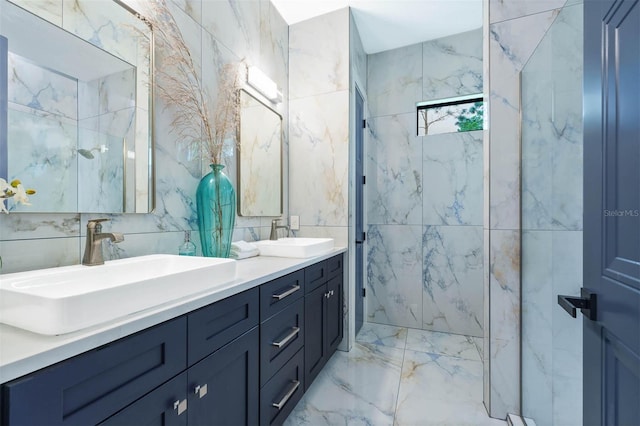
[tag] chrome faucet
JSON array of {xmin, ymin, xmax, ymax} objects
[
  {"xmin": 82, "ymin": 219, "xmax": 125, "ymax": 266},
  {"xmin": 270, "ymin": 219, "xmax": 290, "ymax": 240}
]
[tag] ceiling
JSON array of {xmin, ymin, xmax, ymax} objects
[{"xmin": 270, "ymin": 0, "xmax": 483, "ymax": 54}]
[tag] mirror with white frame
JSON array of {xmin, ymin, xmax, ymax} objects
[
  {"xmin": 0, "ymin": 0, "xmax": 153, "ymax": 213},
  {"xmin": 237, "ymin": 89, "xmax": 282, "ymax": 217}
]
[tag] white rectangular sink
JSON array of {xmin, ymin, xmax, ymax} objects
[
  {"xmin": 254, "ymin": 238, "xmax": 334, "ymax": 258},
  {"xmin": 0, "ymin": 255, "xmax": 237, "ymax": 335}
]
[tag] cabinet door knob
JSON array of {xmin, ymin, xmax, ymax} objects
[
  {"xmin": 325, "ymin": 292, "xmax": 330, "ymax": 299},
  {"xmin": 194, "ymin": 383, "xmax": 208, "ymax": 398},
  {"xmin": 173, "ymin": 399, "xmax": 187, "ymax": 415}
]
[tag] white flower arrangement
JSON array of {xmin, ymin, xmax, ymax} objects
[{"xmin": 0, "ymin": 178, "xmax": 36, "ymax": 214}]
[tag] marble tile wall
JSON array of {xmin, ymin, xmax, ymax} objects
[
  {"xmin": 366, "ymin": 28, "xmax": 484, "ymax": 338},
  {"xmin": 288, "ymin": 8, "xmax": 351, "ymax": 351},
  {"xmin": 520, "ymin": 3, "xmax": 583, "ymax": 425},
  {"xmin": 289, "ymin": 8, "xmax": 349, "ymax": 246},
  {"xmin": 0, "ymin": 0, "xmax": 289, "ymax": 273},
  {"xmin": 484, "ymin": 0, "xmax": 574, "ymax": 419}
]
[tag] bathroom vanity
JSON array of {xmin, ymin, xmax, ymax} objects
[{"xmin": 0, "ymin": 250, "xmax": 345, "ymax": 426}]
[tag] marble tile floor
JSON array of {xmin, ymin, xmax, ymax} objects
[{"xmin": 285, "ymin": 322, "xmax": 506, "ymax": 426}]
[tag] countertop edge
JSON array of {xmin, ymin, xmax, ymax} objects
[{"xmin": 0, "ymin": 248, "xmax": 346, "ymax": 383}]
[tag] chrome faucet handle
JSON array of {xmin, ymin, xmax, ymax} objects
[{"xmin": 271, "ymin": 218, "xmax": 282, "ymax": 224}]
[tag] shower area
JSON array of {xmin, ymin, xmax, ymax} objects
[{"xmin": 520, "ymin": 1, "xmax": 584, "ymax": 425}]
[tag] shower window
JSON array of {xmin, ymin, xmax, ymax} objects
[{"xmin": 417, "ymin": 94, "xmax": 483, "ymax": 136}]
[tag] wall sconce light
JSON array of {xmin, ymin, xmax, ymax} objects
[{"xmin": 247, "ymin": 66, "xmax": 282, "ymax": 103}]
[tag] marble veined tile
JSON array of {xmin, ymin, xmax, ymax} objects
[
  {"xmin": 62, "ymin": 0, "xmax": 143, "ymax": 65},
  {"xmin": 423, "ymin": 226, "xmax": 483, "ymax": 337},
  {"xmin": 489, "ymin": 0, "xmax": 566, "ymax": 24},
  {"xmin": 8, "ymin": 53, "xmax": 77, "ymax": 120},
  {"xmin": 0, "ymin": 237, "xmax": 79, "ymax": 274},
  {"xmin": 7, "ymin": 105, "xmax": 78, "ymax": 213},
  {"xmin": 405, "ymin": 328, "xmax": 481, "ymax": 361},
  {"xmin": 367, "ymin": 225, "xmax": 423, "ymax": 329},
  {"xmin": 202, "ymin": 0, "xmax": 261, "ymax": 67},
  {"xmin": 395, "ymin": 350, "xmax": 502, "ymax": 425},
  {"xmin": 356, "ymin": 322, "xmax": 408, "ymax": 349},
  {"xmin": 289, "ymin": 91, "xmax": 349, "ymax": 227},
  {"xmin": 423, "ymin": 131, "xmax": 483, "ymax": 226},
  {"xmin": 368, "ymin": 43, "xmax": 422, "ymax": 117},
  {"xmin": 367, "ymin": 113, "xmax": 422, "ymax": 225},
  {"xmin": 285, "ymin": 342, "xmax": 404, "ymax": 426},
  {"xmin": 9, "ymin": 0, "xmax": 63, "ymax": 26},
  {"xmin": 422, "ymin": 28, "xmax": 483, "ymax": 101},
  {"xmin": 289, "ymin": 8, "xmax": 349, "ymax": 99}
]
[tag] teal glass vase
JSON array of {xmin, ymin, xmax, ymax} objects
[{"xmin": 196, "ymin": 164, "xmax": 236, "ymax": 257}]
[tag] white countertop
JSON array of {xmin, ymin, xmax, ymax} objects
[{"xmin": 0, "ymin": 248, "xmax": 346, "ymax": 384}]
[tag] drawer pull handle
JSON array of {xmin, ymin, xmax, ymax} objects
[
  {"xmin": 173, "ymin": 399, "xmax": 187, "ymax": 415},
  {"xmin": 195, "ymin": 383, "xmax": 208, "ymax": 398},
  {"xmin": 272, "ymin": 326, "xmax": 300, "ymax": 348},
  {"xmin": 272, "ymin": 284, "xmax": 301, "ymax": 300},
  {"xmin": 272, "ymin": 380, "xmax": 300, "ymax": 410}
]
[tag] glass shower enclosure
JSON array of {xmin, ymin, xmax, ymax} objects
[{"xmin": 520, "ymin": 1, "xmax": 584, "ymax": 425}]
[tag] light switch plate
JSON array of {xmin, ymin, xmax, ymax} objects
[{"xmin": 290, "ymin": 215, "xmax": 300, "ymax": 230}]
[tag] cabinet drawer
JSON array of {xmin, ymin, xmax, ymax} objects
[
  {"xmin": 188, "ymin": 287, "xmax": 259, "ymax": 366},
  {"xmin": 260, "ymin": 298, "xmax": 304, "ymax": 386},
  {"xmin": 304, "ymin": 260, "xmax": 327, "ymax": 293},
  {"xmin": 2, "ymin": 317, "xmax": 187, "ymax": 426},
  {"xmin": 327, "ymin": 254, "xmax": 344, "ymax": 280},
  {"xmin": 260, "ymin": 270, "xmax": 304, "ymax": 321},
  {"xmin": 259, "ymin": 349, "xmax": 304, "ymax": 426}
]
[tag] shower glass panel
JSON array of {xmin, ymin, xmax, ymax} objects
[{"xmin": 520, "ymin": 2, "xmax": 583, "ymax": 425}]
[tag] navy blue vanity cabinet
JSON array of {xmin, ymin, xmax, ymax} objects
[
  {"xmin": 304, "ymin": 253, "xmax": 344, "ymax": 391},
  {"xmin": 2, "ymin": 317, "xmax": 187, "ymax": 426},
  {"xmin": 187, "ymin": 327, "xmax": 259, "ymax": 426}
]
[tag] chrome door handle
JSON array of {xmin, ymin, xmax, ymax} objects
[
  {"xmin": 272, "ymin": 380, "xmax": 300, "ymax": 410},
  {"xmin": 557, "ymin": 288, "xmax": 597, "ymax": 321},
  {"xmin": 173, "ymin": 399, "xmax": 187, "ymax": 415},
  {"xmin": 194, "ymin": 384, "xmax": 208, "ymax": 398},
  {"xmin": 272, "ymin": 284, "xmax": 300, "ymax": 300},
  {"xmin": 272, "ymin": 327, "xmax": 300, "ymax": 348}
]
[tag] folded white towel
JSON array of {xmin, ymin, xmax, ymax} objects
[
  {"xmin": 230, "ymin": 249, "xmax": 259, "ymax": 260},
  {"xmin": 231, "ymin": 240, "xmax": 258, "ymax": 253}
]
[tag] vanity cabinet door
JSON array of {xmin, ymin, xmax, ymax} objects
[
  {"xmin": 99, "ymin": 373, "xmax": 188, "ymax": 426},
  {"xmin": 326, "ymin": 274, "xmax": 343, "ymax": 356},
  {"xmin": 187, "ymin": 327, "xmax": 259, "ymax": 426},
  {"xmin": 304, "ymin": 284, "xmax": 327, "ymax": 390}
]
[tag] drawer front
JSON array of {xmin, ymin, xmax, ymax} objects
[
  {"xmin": 259, "ymin": 349, "xmax": 304, "ymax": 426},
  {"xmin": 188, "ymin": 287, "xmax": 259, "ymax": 366},
  {"xmin": 2, "ymin": 317, "xmax": 187, "ymax": 426},
  {"xmin": 260, "ymin": 270, "xmax": 304, "ymax": 321},
  {"xmin": 260, "ymin": 298, "xmax": 304, "ymax": 386},
  {"xmin": 327, "ymin": 253, "xmax": 344, "ymax": 280},
  {"xmin": 304, "ymin": 260, "xmax": 327, "ymax": 293}
]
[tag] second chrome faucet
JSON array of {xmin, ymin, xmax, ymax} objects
[
  {"xmin": 270, "ymin": 218, "xmax": 290, "ymax": 240},
  {"xmin": 82, "ymin": 219, "xmax": 124, "ymax": 266}
]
